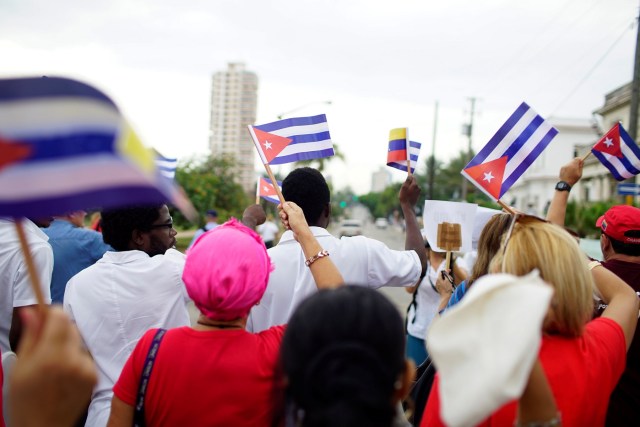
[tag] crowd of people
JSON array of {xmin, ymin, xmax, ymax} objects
[{"xmin": 0, "ymin": 159, "xmax": 639, "ymax": 427}]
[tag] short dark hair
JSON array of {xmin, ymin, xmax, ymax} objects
[
  {"xmin": 280, "ymin": 287, "xmax": 405, "ymax": 427},
  {"xmin": 101, "ymin": 205, "xmax": 163, "ymax": 251},
  {"xmin": 607, "ymin": 231, "xmax": 640, "ymax": 257},
  {"xmin": 282, "ymin": 167, "xmax": 330, "ymax": 225}
]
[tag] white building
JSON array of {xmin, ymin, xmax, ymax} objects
[
  {"xmin": 504, "ymin": 118, "xmax": 599, "ymax": 216},
  {"xmin": 371, "ymin": 166, "xmax": 391, "ymax": 193},
  {"xmin": 209, "ymin": 62, "xmax": 258, "ymax": 194}
]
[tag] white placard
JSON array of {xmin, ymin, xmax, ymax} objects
[{"xmin": 423, "ymin": 200, "xmax": 478, "ymax": 253}]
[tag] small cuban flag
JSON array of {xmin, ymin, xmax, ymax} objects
[
  {"xmin": 248, "ymin": 114, "xmax": 334, "ymax": 165},
  {"xmin": 387, "ymin": 128, "xmax": 421, "ymax": 174},
  {"xmin": 461, "ymin": 102, "xmax": 558, "ymax": 201},
  {"xmin": 257, "ymin": 177, "xmax": 282, "ymax": 205},
  {"xmin": 591, "ymin": 123, "xmax": 640, "ymax": 181}
]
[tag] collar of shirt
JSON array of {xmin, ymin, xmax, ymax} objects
[
  {"xmin": 277, "ymin": 226, "xmax": 332, "ymax": 244},
  {"xmin": 99, "ymin": 250, "xmax": 150, "ymax": 264},
  {"xmin": 0, "ymin": 217, "xmax": 49, "ymax": 243}
]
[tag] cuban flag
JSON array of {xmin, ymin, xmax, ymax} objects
[
  {"xmin": 591, "ymin": 123, "xmax": 640, "ymax": 181},
  {"xmin": 257, "ymin": 177, "xmax": 281, "ymax": 205},
  {"xmin": 0, "ymin": 76, "xmax": 194, "ymax": 219},
  {"xmin": 248, "ymin": 114, "xmax": 334, "ymax": 165},
  {"xmin": 387, "ymin": 127, "xmax": 421, "ymax": 173},
  {"xmin": 156, "ymin": 155, "xmax": 178, "ymax": 180},
  {"xmin": 461, "ymin": 102, "xmax": 558, "ymax": 201}
]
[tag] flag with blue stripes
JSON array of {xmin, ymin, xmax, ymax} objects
[
  {"xmin": 591, "ymin": 123, "xmax": 640, "ymax": 181},
  {"xmin": 258, "ymin": 177, "xmax": 282, "ymax": 204},
  {"xmin": 461, "ymin": 102, "xmax": 558, "ymax": 201},
  {"xmin": 0, "ymin": 76, "xmax": 194, "ymax": 219},
  {"xmin": 156, "ymin": 155, "xmax": 178, "ymax": 180},
  {"xmin": 387, "ymin": 128, "xmax": 421, "ymax": 173},
  {"xmin": 249, "ymin": 114, "xmax": 334, "ymax": 165}
]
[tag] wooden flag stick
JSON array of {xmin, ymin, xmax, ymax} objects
[
  {"xmin": 497, "ymin": 200, "xmax": 516, "ymax": 215},
  {"xmin": 406, "ymin": 127, "xmax": 412, "ymax": 176},
  {"xmin": 445, "ymin": 251, "xmax": 452, "ymax": 271},
  {"xmin": 264, "ymin": 163, "xmax": 286, "ymax": 205},
  {"xmin": 581, "ymin": 150, "xmax": 592, "ymax": 162},
  {"xmin": 14, "ymin": 220, "xmax": 46, "ymax": 313}
]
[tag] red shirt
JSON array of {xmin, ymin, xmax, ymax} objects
[
  {"xmin": 113, "ymin": 326, "xmax": 285, "ymax": 427},
  {"xmin": 422, "ymin": 318, "xmax": 626, "ymax": 427}
]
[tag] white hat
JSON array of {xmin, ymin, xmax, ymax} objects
[{"xmin": 426, "ymin": 270, "xmax": 553, "ymax": 427}]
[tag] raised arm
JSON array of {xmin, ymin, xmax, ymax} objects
[
  {"xmin": 279, "ymin": 202, "xmax": 344, "ymax": 289},
  {"xmin": 241, "ymin": 204, "xmax": 267, "ymax": 230},
  {"xmin": 516, "ymin": 359, "xmax": 560, "ymax": 426},
  {"xmin": 591, "ymin": 262, "xmax": 639, "ymax": 349},
  {"xmin": 546, "ymin": 158, "xmax": 583, "ymax": 226},
  {"xmin": 399, "ymin": 175, "xmax": 427, "ymax": 276}
]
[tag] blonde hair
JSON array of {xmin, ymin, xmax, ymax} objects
[{"xmin": 490, "ymin": 220, "xmax": 593, "ymax": 337}]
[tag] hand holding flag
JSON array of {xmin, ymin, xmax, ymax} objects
[
  {"xmin": 590, "ymin": 123, "xmax": 640, "ymax": 181},
  {"xmin": 461, "ymin": 102, "xmax": 558, "ymax": 202},
  {"xmin": 387, "ymin": 128, "xmax": 421, "ymax": 174}
]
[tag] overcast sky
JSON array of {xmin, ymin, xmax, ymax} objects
[{"xmin": 1, "ymin": 0, "xmax": 638, "ymax": 193}]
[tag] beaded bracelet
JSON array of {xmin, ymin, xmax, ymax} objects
[
  {"xmin": 305, "ymin": 250, "xmax": 329, "ymax": 267},
  {"xmin": 514, "ymin": 412, "xmax": 561, "ymax": 427}
]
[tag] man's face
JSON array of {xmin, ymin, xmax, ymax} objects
[{"xmin": 142, "ymin": 205, "xmax": 177, "ymax": 256}]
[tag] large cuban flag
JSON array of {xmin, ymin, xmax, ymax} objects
[
  {"xmin": 461, "ymin": 102, "xmax": 558, "ymax": 201},
  {"xmin": 0, "ymin": 76, "xmax": 194, "ymax": 219},
  {"xmin": 248, "ymin": 114, "xmax": 334, "ymax": 165},
  {"xmin": 591, "ymin": 123, "xmax": 640, "ymax": 181}
]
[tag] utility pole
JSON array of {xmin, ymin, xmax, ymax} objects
[
  {"xmin": 629, "ymin": 12, "xmax": 640, "ymax": 141},
  {"xmin": 428, "ymin": 101, "xmax": 439, "ymax": 200},
  {"xmin": 460, "ymin": 97, "xmax": 476, "ymax": 202}
]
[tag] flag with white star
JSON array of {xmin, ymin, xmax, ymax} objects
[
  {"xmin": 257, "ymin": 177, "xmax": 281, "ymax": 204},
  {"xmin": 461, "ymin": 102, "xmax": 558, "ymax": 201},
  {"xmin": 591, "ymin": 123, "xmax": 640, "ymax": 181},
  {"xmin": 248, "ymin": 114, "xmax": 334, "ymax": 165}
]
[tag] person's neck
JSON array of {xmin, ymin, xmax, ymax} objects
[
  {"xmin": 194, "ymin": 314, "xmax": 246, "ymax": 331},
  {"xmin": 605, "ymin": 252, "xmax": 640, "ymax": 264}
]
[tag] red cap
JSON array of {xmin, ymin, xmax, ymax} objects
[{"xmin": 596, "ymin": 205, "xmax": 640, "ymax": 244}]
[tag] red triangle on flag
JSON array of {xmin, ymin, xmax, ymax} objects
[
  {"xmin": 462, "ymin": 156, "xmax": 508, "ymax": 199},
  {"xmin": 593, "ymin": 124, "xmax": 623, "ymax": 158},
  {"xmin": 0, "ymin": 136, "xmax": 33, "ymax": 172},
  {"xmin": 252, "ymin": 128, "xmax": 293, "ymax": 163}
]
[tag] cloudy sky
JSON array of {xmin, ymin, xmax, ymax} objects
[{"xmin": 1, "ymin": 0, "xmax": 637, "ymax": 193}]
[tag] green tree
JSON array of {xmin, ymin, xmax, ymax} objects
[{"xmin": 173, "ymin": 154, "xmax": 250, "ymax": 229}]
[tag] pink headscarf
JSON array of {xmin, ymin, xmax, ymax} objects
[{"xmin": 182, "ymin": 218, "xmax": 273, "ymax": 321}]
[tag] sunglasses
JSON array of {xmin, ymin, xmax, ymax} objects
[
  {"xmin": 147, "ymin": 217, "xmax": 174, "ymax": 231},
  {"xmin": 501, "ymin": 213, "xmax": 548, "ymax": 272}
]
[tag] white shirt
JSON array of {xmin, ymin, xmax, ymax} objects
[
  {"xmin": 406, "ymin": 257, "xmax": 466, "ymax": 340},
  {"xmin": 247, "ymin": 227, "xmax": 421, "ymax": 332},
  {"xmin": 64, "ymin": 249, "xmax": 190, "ymax": 427},
  {"xmin": 0, "ymin": 218, "xmax": 53, "ymax": 352},
  {"xmin": 257, "ymin": 220, "xmax": 279, "ymax": 242}
]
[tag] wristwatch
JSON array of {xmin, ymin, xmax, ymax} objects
[{"xmin": 555, "ymin": 181, "xmax": 572, "ymax": 192}]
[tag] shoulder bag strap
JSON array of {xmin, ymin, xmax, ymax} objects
[{"xmin": 133, "ymin": 328, "xmax": 167, "ymax": 427}]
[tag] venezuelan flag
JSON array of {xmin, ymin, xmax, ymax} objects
[{"xmin": 387, "ymin": 127, "xmax": 421, "ymax": 173}]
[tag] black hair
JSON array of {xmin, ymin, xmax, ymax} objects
[
  {"xmin": 607, "ymin": 230, "xmax": 640, "ymax": 257},
  {"xmin": 279, "ymin": 287, "xmax": 405, "ymax": 427},
  {"xmin": 101, "ymin": 205, "xmax": 163, "ymax": 251},
  {"xmin": 282, "ymin": 167, "xmax": 330, "ymax": 225}
]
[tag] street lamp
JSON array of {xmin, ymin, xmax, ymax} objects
[{"xmin": 277, "ymin": 100, "xmax": 332, "ymax": 120}]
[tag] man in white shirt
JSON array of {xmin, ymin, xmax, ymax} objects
[
  {"xmin": 0, "ymin": 217, "xmax": 53, "ymax": 352},
  {"xmin": 247, "ymin": 167, "xmax": 427, "ymax": 332},
  {"xmin": 64, "ymin": 204, "xmax": 190, "ymax": 427}
]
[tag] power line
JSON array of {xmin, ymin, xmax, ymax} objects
[{"xmin": 550, "ymin": 19, "xmax": 635, "ymax": 115}]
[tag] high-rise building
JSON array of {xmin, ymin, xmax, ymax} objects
[
  {"xmin": 371, "ymin": 166, "xmax": 391, "ymax": 193},
  {"xmin": 209, "ymin": 62, "xmax": 258, "ymax": 194}
]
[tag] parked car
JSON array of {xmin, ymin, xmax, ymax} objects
[
  {"xmin": 375, "ymin": 217, "xmax": 388, "ymax": 229},
  {"xmin": 338, "ymin": 219, "xmax": 363, "ymax": 237}
]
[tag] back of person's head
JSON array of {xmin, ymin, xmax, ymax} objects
[
  {"xmin": 182, "ymin": 218, "xmax": 272, "ymax": 321},
  {"xmin": 280, "ymin": 286, "xmax": 405, "ymax": 427},
  {"xmin": 490, "ymin": 219, "xmax": 593, "ymax": 337},
  {"xmin": 101, "ymin": 205, "xmax": 162, "ymax": 251},
  {"xmin": 282, "ymin": 167, "xmax": 330, "ymax": 225},
  {"xmin": 596, "ymin": 205, "xmax": 640, "ymax": 256},
  {"xmin": 468, "ymin": 213, "xmax": 512, "ymax": 287}
]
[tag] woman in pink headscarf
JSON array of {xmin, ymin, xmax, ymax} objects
[{"xmin": 106, "ymin": 203, "xmax": 343, "ymax": 427}]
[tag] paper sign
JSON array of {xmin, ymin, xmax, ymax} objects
[
  {"xmin": 472, "ymin": 207, "xmax": 503, "ymax": 250},
  {"xmin": 423, "ymin": 200, "xmax": 477, "ymax": 253}
]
